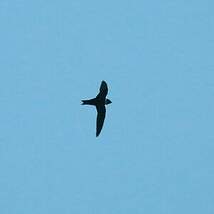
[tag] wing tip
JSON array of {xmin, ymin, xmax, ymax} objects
[
  {"xmin": 96, "ymin": 131, "xmax": 100, "ymax": 137},
  {"xmin": 100, "ymin": 81, "xmax": 108, "ymax": 93},
  {"xmin": 101, "ymin": 80, "xmax": 107, "ymax": 85}
]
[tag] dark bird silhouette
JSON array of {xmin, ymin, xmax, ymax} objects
[{"xmin": 82, "ymin": 81, "xmax": 112, "ymax": 137}]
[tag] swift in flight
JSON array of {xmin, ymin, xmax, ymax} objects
[{"xmin": 82, "ymin": 81, "xmax": 112, "ymax": 137}]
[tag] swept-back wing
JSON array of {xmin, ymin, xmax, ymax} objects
[
  {"xmin": 97, "ymin": 80, "xmax": 108, "ymax": 99},
  {"xmin": 96, "ymin": 105, "xmax": 106, "ymax": 137}
]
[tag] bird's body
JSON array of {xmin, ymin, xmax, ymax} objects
[{"xmin": 82, "ymin": 81, "xmax": 112, "ymax": 137}]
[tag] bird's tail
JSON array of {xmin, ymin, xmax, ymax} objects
[
  {"xmin": 81, "ymin": 100, "xmax": 91, "ymax": 105},
  {"xmin": 81, "ymin": 98, "xmax": 97, "ymax": 105}
]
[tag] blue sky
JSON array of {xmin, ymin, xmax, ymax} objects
[{"xmin": 0, "ymin": 0, "xmax": 214, "ymax": 213}]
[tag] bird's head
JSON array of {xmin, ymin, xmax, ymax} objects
[{"xmin": 105, "ymin": 99, "xmax": 112, "ymax": 105}]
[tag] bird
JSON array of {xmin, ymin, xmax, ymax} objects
[{"xmin": 81, "ymin": 81, "xmax": 112, "ymax": 137}]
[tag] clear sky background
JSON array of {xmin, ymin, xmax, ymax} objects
[{"xmin": 0, "ymin": 0, "xmax": 213, "ymax": 213}]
